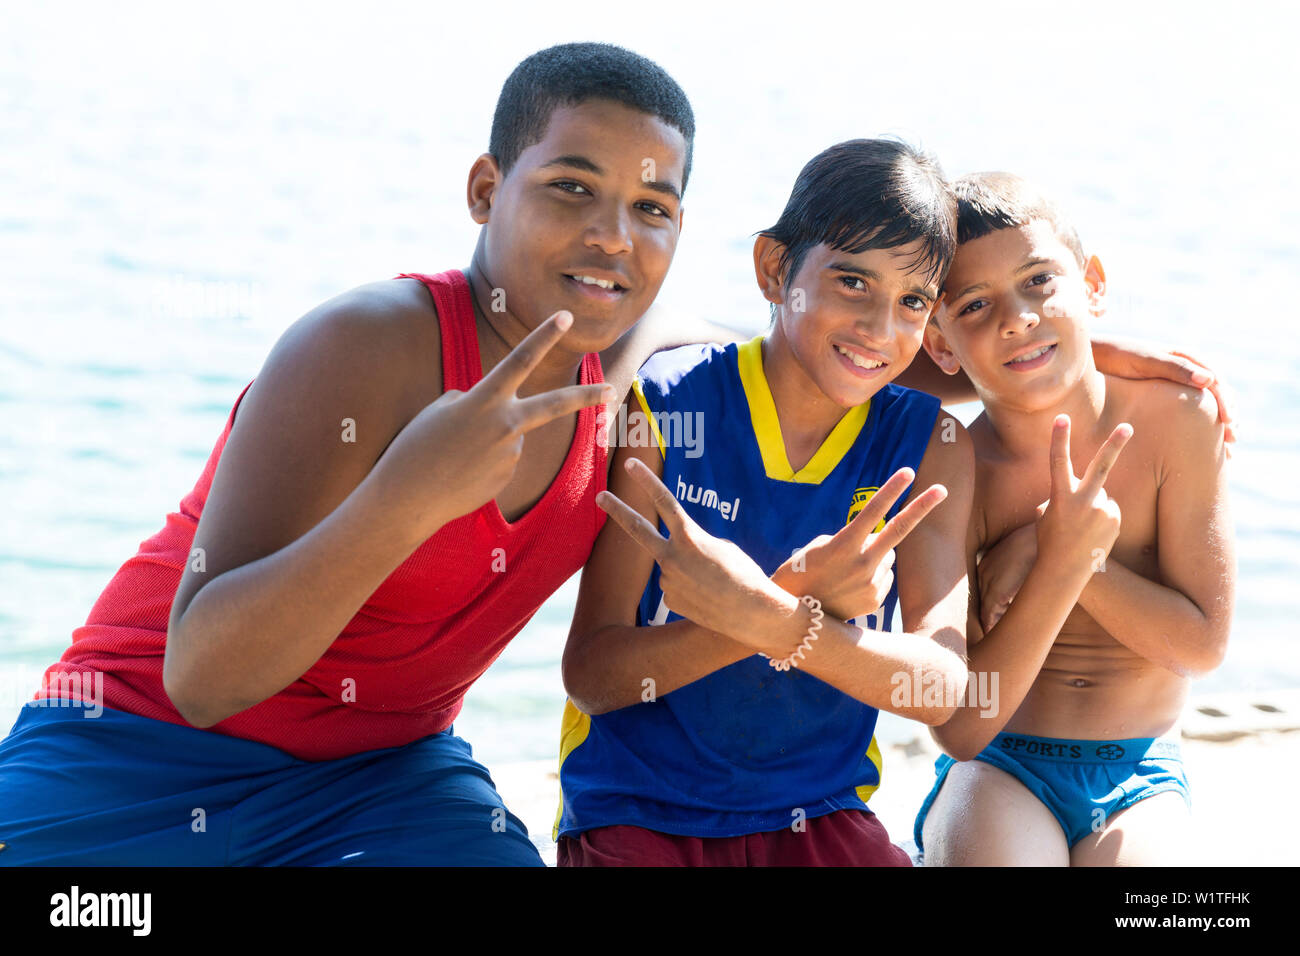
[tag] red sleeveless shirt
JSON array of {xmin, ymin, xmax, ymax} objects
[{"xmin": 40, "ymin": 269, "xmax": 608, "ymax": 760}]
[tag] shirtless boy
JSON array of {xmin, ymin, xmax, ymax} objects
[{"xmin": 914, "ymin": 172, "xmax": 1235, "ymax": 866}]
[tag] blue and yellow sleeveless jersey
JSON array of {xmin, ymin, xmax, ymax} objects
[{"xmin": 554, "ymin": 335, "xmax": 941, "ymax": 840}]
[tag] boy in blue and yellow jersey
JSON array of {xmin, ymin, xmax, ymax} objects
[
  {"xmin": 553, "ymin": 139, "xmax": 976, "ymax": 866},
  {"xmin": 913, "ymin": 173, "xmax": 1234, "ymax": 865}
]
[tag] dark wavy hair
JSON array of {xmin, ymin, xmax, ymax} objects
[
  {"xmin": 949, "ymin": 171, "xmax": 1086, "ymax": 268},
  {"xmin": 759, "ymin": 138, "xmax": 957, "ymax": 299}
]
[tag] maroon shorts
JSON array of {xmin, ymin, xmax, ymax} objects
[{"xmin": 557, "ymin": 808, "xmax": 912, "ymax": 867}]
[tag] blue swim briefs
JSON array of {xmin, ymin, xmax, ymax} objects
[
  {"xmin": 0, "ymin": 703, "xmax": 544, "ymax": 866},
  {"xmin": 913, "ymin": 731, "xmax": 1191, "ymax": 854}
]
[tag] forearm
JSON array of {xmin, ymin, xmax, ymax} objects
[
  {"xmin": 164, "ymin": 469, "xmax": 440, "ymax": 727},
  {"xmin": 893, "ymin": 348, "xmax": 976, "ymax": 403},
  {"xmin": 563, "ymin": 618, "xmax": 755, "ymax": 715},
  {"xmin": 793, "ymin": 612, "xmax": 969, "ymax": 725},
  {"xmin": 931, "ymin": 560, "xmax": 1092, "ymax": 760},
  {"xmin": 1076, "ymin": 557, "xmax": 1226, "ymax": 677}
]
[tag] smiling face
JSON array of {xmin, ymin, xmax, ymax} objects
[
  {"xmin": 759, "ymin": 237, "xmax": 942, "ymax": 409},
  {"xmin": 925, "ymin": 219, "xmax": 1105, "ymax": 411},
  {"xmin": 468, "ymin": 98, "xmax": 687, "ymax": 354}
]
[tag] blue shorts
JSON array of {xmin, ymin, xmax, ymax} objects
[
  {"xmin": 914, "ymin": 732, "xmax": 1191, "ymax": 853},
  {"xmin": 0, "ymin": 703, "xmax": 543, "ymax": 866}
]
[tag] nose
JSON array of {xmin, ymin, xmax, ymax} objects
[
  {"xmin": 998, "ymin": 295, "xmax": 1040, "ymax": 337},
  {"xmin": 584, "ymin": 198, "xmax": 634, "ymax": 256},
  {"xmin": 854, "ymin": 298, "xmax": 894, "ymax": 345}
]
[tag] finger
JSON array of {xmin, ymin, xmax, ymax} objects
[
  {"xmin": 1172, "ymin": 350, "xmax": 1233, "ymax": 424},
  {"xmin": 479, "ymin": 310, "xmax": 575, "ymax": 397},
  {"xmin": 594, "ymin": 489, "xmax": 669, "ymax": 560},
  {"xmin": 1049, "ymin": 414, "xmax": 1073, "ymax": 498},
  {"xmin": 839, "ymin": 468, "xmax": 915, "ymax": 549},
  {"xmin": 622, "ymin": 457, "xmax": 697, "ymax": 537},
  {"xmin": 1206, "ymin": 378, "xmax": 1234, "ymax": 425},
  {"xmin": 1078, "ymin": 422, "xmax": 1133, "ymax": 497},
  {"xmin": 1168, "ymin": 350, "xmax": 1216, "ymax": 388},
  {"xmin": 865, "ymin": 483, "xmax": 948, "ymax": 558},
  {"xmin": 873, "ymin": 545, "xmax": 896, "ymax": 573},
  {"xmin": 982, "ymin": 602, "xmax": 1008, "ymax": 634},
  {"xmin": 513, "ymin": 382, "xmax": 616, "ymax": 433}
]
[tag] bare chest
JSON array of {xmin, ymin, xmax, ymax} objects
[{"xmin": 977, "ymin": 447, "xmax": 1162, "ymax": 581}]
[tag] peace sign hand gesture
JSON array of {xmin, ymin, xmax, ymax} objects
[
  {"xmin": 595, "ymin": 458, "xmax": 796, "ymax": 653},
  {"xmin": 373, "ymin": 310, "xmax": 616, "ymax": 537},
  {"xmin": 772, "ymin": 467, "xmax": 948, "ymax": 621},
  {"xmin": 1035, "ymin": 414, "xmax": 1132, "ymax": 577}
]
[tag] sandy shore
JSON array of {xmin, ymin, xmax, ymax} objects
[{"xmin": 495, "ymin": 708, "xmax": 1300, "ymax": 866}]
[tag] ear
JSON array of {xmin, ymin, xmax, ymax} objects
[
  {"xmin": 922, "ymin": 314, "xmax": 964, "ymax": 376},
  {"xmin": 467, "ymin": 153, "xmax": 501, "ymax": 225},
  {"xmin": 1084, "ymin": 255, "xmax": 1106, "ymax": 317},
  {"xmin": 752, "ymin": 235, "xmax": 787, "ymax": 306}
]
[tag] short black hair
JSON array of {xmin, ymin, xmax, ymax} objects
[
  {"xmin": 951, "ymin": 172, "xmax": 1086, "ymax": 268},
  {"xmin": 758, "ymin": 138, "xmax": 956, "ymax": 299},
  {"xmin": 489, "ymin": 43, "xmax": 696, "ymax": 191}
]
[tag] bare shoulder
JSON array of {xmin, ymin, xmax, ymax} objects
[
  {"xmin": 917, "ymin": 405, "xmax": 975, "ymax": 483},
  {"xmin": 169, "ymin": 278, "xmax": 439, "ymax": 629},
  {"xmin": 1108, "ymin": 375, "xmax": 1222, "ymax": 467},
  {"xmin": 1111, "ymin": 374, "xmax": 1217, "ymax": 424},
  {"xmin": 291, "ymin": 277, "xmax": 439, "ymax": 377}
]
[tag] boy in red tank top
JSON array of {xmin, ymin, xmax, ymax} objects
[
  {"xmin": 0, "ymin": 42, "xmax": 705, "ymax": 866},
  {"xmin": 0, "ymin": 42, "xmax": 1235, "ymax": 866}
]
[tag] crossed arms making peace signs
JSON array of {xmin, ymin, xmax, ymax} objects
[
  {"xmin": 561, "ymin": 403, "xmax": 975, "ymax": 723},
  {"xmin": 598, "ymin": 459, "xmax": 946, "ymax": 636}
]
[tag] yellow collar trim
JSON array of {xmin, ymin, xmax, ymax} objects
[{"xmin": 736, "ymin": 335, "xmax": 870, "ymax": 484}]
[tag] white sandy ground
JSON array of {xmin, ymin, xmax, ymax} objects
[{"xmin": 494, "ymin": 725, "xmax": 1300, "ymax": 867}]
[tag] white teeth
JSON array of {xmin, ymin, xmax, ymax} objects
[
  {"xmin": 834, "ymin": 344, "xmax": 885, "ymax": 369},
  {"xmin": 1008, "ymin": 344, "xmax": 1053, "ymax": 364},
  {"xmin": 572, "ymin": 275, "xmax": 616, "ymax": 290}
]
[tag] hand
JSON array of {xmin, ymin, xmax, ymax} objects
[
  {"xmin": 1091, "ymin": 337, "xmax": 1236, "ymax": 455},
  {"xmin": 772, "ymin": 467, "xmax": 948, "ymax": 621},
  {"xmin": 1169, "ymin": 350, "xmax": 1236, "ymax": 456},
  {"xmin": 1035, "ymin": 415, "xmax": 1131, "ymax": 576},
  {"xmin": 595, "ymin": 457, "xmax": 796, "ymax": 653},
  {"xmin": 372, "ymin": 310, "xmax": 615, "ymax": 536},
  {"xmin": 977, "ymin": 522, "xmax": 1037, "ymax": 632}
]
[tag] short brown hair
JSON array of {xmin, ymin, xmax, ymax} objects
[{"xmin": 951, "ymin": 172, "xmax": 1085, "ymax": 268}]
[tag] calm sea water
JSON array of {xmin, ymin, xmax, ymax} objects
[{"xmin": 2, "ymin": 2, "xmax": 1297, "ymax": 763}]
